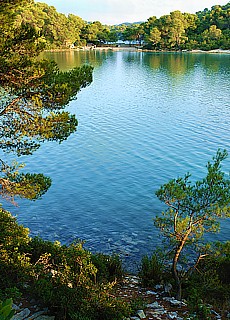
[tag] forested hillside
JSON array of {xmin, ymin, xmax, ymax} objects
[{"xmin": 14, "ymin": 1, "xmax": 230, "ymax": 50}]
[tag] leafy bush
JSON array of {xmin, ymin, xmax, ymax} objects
[
  {"xmin": 0, "ymin": 299, "xmax": 14, "ymax": 320},
  {"xmin": 91, "ymin": 253, "xmax": 124, "ymax": 282},
  {"xmin": 0, "ymin": 208, "xmax": 32, "ymax": 288},
  {"xmin": 0, "ymin": 210, "xmax": 130, "ymax": 319},
  {"xmin": 187, "ymin": 289, "xmax": 212, "ymax": 320},
  {"xmin": 184, "ymin": 241, "xmax": 230, "ymax": 314},
  {"xmin": 138, "ymin": 253, "xmax": 166, "ymax": 287},
  {"xmin": 0, "ymin": 208, "xmax": 30, "ymax": 249}
]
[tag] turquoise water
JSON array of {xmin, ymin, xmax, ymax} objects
[{"xmin": 3, "ymin": 51, "xmax": 230, "ymax": 270}]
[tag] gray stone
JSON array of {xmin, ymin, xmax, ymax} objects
[
  {"xmin": 26, "ymin": 311, "xmax": 46, "ymax": 319},
  {"xmin": 149, "ymin": 309, "xmax": 166, "ymax": 316},
  {"xmin": 147, "ymin": 301, "xmax": 162, "ymax": 309},
  {"xmin": 163, "ymin": 297, "xmax": 187, "ymax": 307},
  {"xmin": 155, "ymin": 284, "xmax": 163, "ymax": 290},
  {"xmin": 12, "ymin": 304, "xmax": 21, "ymax": 311},
  {"xmin": 32, "ymin": 316, "xmax": 55, "ymax": 320},
  {"xmin": 146, "ymin": 290, "xmax": 157, "ymax": 295},
  {"xmin": 167, "ymin": 312, "xmax": 179, "ymax": 319},
  {"xmin": 130, "ymin": 317, "xmax": 140, "ymax": 320},
  {"xmin": 211, "ymin": 309, "xmax": 221, "ymax": 318},
  {"xmin": 13, "ymin": 308, "xmax": 30, "ymax": 320},
  {"xmin": 125, "ymin": 276, "xmax": 139, "ymax": 284},
  {"xmin": 136, "ymin": 309, "xmax": 146, "ymax": 319},
  {"xmin": 164, "ymin": 283, "xmax": 172, "ymax": 293}
]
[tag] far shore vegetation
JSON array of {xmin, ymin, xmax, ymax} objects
[
  {"xmin": 0, "ymin": 0, "xmax": 230, "ymax": 319},
  {"xmin": 13, "ymin": 1, "xmax": 230, "ymax": 51}
]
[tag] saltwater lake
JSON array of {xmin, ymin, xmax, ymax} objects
[{"xmin": 4, "ymin": 50, "xmax": 230, "ymax": 270}]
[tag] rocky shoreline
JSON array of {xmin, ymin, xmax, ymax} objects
[
  {"xmin": 11, "ymin": 275, "xmax": 229, "ymax": 320},
  {"xmin": 115, "ymin": 275, "xmax": 227, "ymax": 320}
]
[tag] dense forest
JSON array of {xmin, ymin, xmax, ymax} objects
[{"xmin": 14, "ymin": 1, "xmax": 230, "ymax": 50}]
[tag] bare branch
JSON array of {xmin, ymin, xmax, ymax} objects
[{"xmin": 0, "ymin": 97, "xmax": 22, "ymax": 116}]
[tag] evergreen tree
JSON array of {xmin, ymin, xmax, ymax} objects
[
  {"xmin": 0, "ymin": 0, "xmax": 93, "ymax": 202},
  {"xmin": 155, "ymin": 150, "xmax": 230, "ymax": 300}
]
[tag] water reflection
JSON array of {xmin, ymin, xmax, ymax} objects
[
  {"xmin": 143, "ymin": 52, "xmax": 230, "ymax": 76},
  {"xmin": 41, "ymin": 50, "xmax": 114, "ymax": 70},
  {"xmin": 43, "ymin": 50, "xmax": 230, "ymax": 79},
  {"xmin": 9, "ymin": 50, "xmax": 230, "ymax": 271}
]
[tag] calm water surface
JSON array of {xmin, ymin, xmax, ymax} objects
[{"xmin": 4, "ymin": 51, "xmax": 230, "ymax": 270}]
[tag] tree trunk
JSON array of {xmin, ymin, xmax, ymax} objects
[
  {"xmin": 172, "ymin": 236, "xmax": 189, "ymax": 300},
  {"xmin": 172, "ymin": 248, "xmax": 182, "ymax": 300}
]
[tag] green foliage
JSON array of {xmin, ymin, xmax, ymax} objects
[
  {"xmin": 0, "ymin": 299, "xmax": 14, "ymax": 320},
  {"xmin": 0, "ymin": 0, "xmax": 93, "ymax": 205},
  {"xmin": 138, "ymin": 253, "xmax": 165, "ymax": 287},
  {"xmin": 0, "ymin": 287, "xmax": 21, "ymax": 302},
  {"xmin": 0, "ymin": 207, "xmax": 30, "ymax": 249},
  {"xmin": 154, "ymin": 149, "xmax": 230, "ymax": 299},
  {"xmin": 5, "ymin": 0, "xmax": 230, "ymax": 50},
  {"xmin": 0, "ymin": 212, "xmax": 130, "ymax": 319},
  {"xmin": 187, "ymin": 290, "xmax": 212, "ymax": 320},
  {"xmin": 129, "ymin": 297, "xmax": 146, "ymax": 316},
  {"xmin": 0, "ymin": 209, "xmax": 32, "ymax": 286},
  {"xmin": 184, "ymin": 241, "xmax": 230, "ymax": 312},
  {"xmin": 0, "ymin": 161, "xmax": 52, "ymax": 202},
  {"xmin": 91, "ymin": 253, "xmax": 124, "ymax": 282},
  {"xmin": 143, "ymin": 4, "xmax": 230, "ymax": 50},
  {"xmin": 29, "ymin": 243, "xmax": 130, "ymax": 319}
]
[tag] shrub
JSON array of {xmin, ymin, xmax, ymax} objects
[
  {"xmin": 0, "ymin": 210, "xmax": 131, "ymax": 319},
  {"xmin": 0, "ymin": 298, "xmax": 14, "ymax": 320},
  {"xmin": 91, "ymin": 253, "xmax": 124, "ymax": 282},
  {"xmin": 0, "ymin": 208, "xmax": 32, "ymax": 289},
  {"xmin": 138, "ymin": 253, "xmax": 166, "ymax": 287},
  {"xmin": 0, "ymin": 208, "xmax": 30, "ymax": 249},
  {"xmin": 184, "ymin": 241, "xmax": 230, "ymax": 313},
  {"xmin": 187, "ymin": 289, "xmax": 212, "ymax": 320}
]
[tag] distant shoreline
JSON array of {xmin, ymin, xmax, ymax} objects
[{"xmin": 45, "ymin": 47, "xmax": 230, "ymax": 54}]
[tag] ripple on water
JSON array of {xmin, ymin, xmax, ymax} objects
[{"xmin": 4, "ymin": 52, "xmax": 230, "ymax": 270}]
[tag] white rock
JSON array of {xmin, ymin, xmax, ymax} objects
[
  {"xmin": 147, "ymin": 301, "xmax": 161, "ymax": 309},
  {"xmin": 211, "ymin": 309, "xmax": 221, "ymax": 317},
  {"xmin": 27, "ymin": 310, "xmax": 46, "ymax": 319},
  {"xmin": 171, "ymin": 299, "xmax": 187, "ymax": 307},
  {"xmin": 13, "ymin": 308, "xmax": 30, "ymax": 320},
  {"xmin": 149, "ymin": 310, "xmax": 166, "ymax": 316},
  {"xmin": 163, "ymin": 297, "xmax": 186, "ymax": 306},
  {"xmin": 136, "ymin": 309, "xmax": 146, "ymax": 319},
  {"xmin": 167, "ymin": 312, "xmax": 178, "ymax": 319},
  {"xmin": 146, "ymin": 290, "xmax": 157, "ymax": 295}
]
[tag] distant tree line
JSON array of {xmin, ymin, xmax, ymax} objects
[{"xmin": 14, "ymin": 1, "xmax": 230, "ymax": 50}]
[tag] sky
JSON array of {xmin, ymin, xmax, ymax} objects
[{"xmin": 35, "ymin": 0, "xmax": 229, "ymax": 25}]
